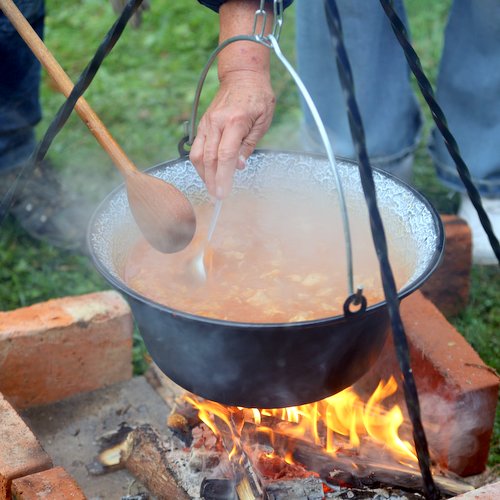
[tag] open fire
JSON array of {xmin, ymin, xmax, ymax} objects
[
  {"xmin": 150, "ymin": 375, "xmax": 477, "ymax": 498},
  {"xmin": 184, "ymin": 375, "xmax": 418, "ymax": 472},
  {"xmin": 153, "ymin": 375, "xmax": 478, "ymax": 498},
  {"xmin": 92, "ymin": 368, "xmax": 477, "ymax": 499}
]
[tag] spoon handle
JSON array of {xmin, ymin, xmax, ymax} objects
[
  {"xmin": 207, "ymin": 199, "xmax": 223, "ymax": 243},
  {"xmin": 0, "ymin": 0, "xmax": 137, "ymax": 178}
]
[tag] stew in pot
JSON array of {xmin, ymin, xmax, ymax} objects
[{"xmin": 122, "ymin": 187, "xmax": 414, "ymax": 323}]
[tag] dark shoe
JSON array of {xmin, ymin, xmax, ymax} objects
[{"xmin": 0, "ymin": 161, "xmax": 92, "ymax": 252}]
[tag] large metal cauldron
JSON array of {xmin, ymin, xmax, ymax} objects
[{"xmin": 88, "ymin": 150, "xmax": 444, "ymax": 408}]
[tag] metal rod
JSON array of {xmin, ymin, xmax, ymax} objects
[{"xmin": 323, "ymin": 1, "xmax": 439, "ymax": 497}]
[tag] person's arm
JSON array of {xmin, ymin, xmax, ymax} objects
[
  {"xmin": 197, "ymin": 0, "xmax": 294, "ymax": 14},
  {"xmin": 190, "ymin": 0, "xmax": 275, "ymax": 199}
]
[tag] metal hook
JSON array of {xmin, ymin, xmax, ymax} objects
[{"xmin": 343, "ymin": 287, "xmax": 367, "ymax": 317}]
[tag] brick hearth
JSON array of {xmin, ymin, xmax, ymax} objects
[{"xmin": 0, "ymin": 216, "xmax": 498, "ymax": 498}]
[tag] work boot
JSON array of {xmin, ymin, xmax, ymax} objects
[{"xmin": 0, "ymin": 160, "xmax": 93, "ymax": 252}]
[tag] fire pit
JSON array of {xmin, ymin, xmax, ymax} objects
[{"xmin": 93, "ymin": 371, "xmax": 477, "ymax": 499}]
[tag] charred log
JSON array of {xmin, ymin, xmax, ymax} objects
[
  {"xmin": 265, "ymin": 477, "xmax": 324, "ymax": 500},
  {"xmin": 167, "ymin": 405, "xmax": 202, "ymax": 446}
]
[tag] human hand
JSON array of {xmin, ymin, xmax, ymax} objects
[
  {"xmin": 190, "ymin": 0, "xmax": 275, "ymax": 198},
  {"xmin": 190, "ymin": 70, "xmax": 275, "ymax": 199},
  {"xmin": 109, "ymin": 0, "xmax": 150, "ymax": 29}
]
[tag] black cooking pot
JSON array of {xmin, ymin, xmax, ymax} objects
[{"xmin": 88, "ymin": 150, "xmax": 444, "ymax": 408}]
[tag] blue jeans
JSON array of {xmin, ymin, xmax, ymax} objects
[
  {"xmin": 0, "ymin": 0, "xmax": 44, "ymax": 172},
  {"xmin": 296, "ymin": 0, "xmax": 500, "ymax": 197}
]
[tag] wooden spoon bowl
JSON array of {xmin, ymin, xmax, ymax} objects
[{"xmin": 125, "ymin": 170, "xmax": 196, "ymax": 253}]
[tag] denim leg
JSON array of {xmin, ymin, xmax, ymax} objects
[
  {"xmin": 429, "ymin": 0, "xmax": 500, "ymax": 197},
  {"xmin": 0, "ymin": 0, "xmax": 44, "ymax": 172},
  {"xmin": 295, "ymin": 0, "xmax": 421, "ymax": 169}
]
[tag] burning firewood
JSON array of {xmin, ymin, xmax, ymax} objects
[
  {"xmin": 167, "ymin": 395, "xmax": 269, "ymax": 500},
  {"xmin": 253, "ymin": 452, "xmax": 318, "ymax": 481},
  {"xmin": 241, "ymin": 420, "xmax": 474, "ymax": 497},
  {"xmin": 214, "ymin": 417, "xmax": 266, "ymax": 500},
  {"xmin": 189, "ymin": 422, "xmax": 225, "ymax": 473},
  {"xmin": 168, "ymin": 410, "xmax": 198, "ymax": 447},
  {"xmin": 167, "ymin": 401, "xmax": 203, "ymax": 446},
  {"xmin": 156, "ymin": 376, "xmax": 476, "ymax": 499}
]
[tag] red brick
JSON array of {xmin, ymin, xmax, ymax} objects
[
  {"xmin": 0, "ymin": 393, "xmax": 52, "ymax": 500},
  {"xmin": 11, "ymin": 467, "xmax": 85, "ymax": 499},
  {"xmin": 0, "ymin": 291, "xmax": 133, "ymax": 409},
  {"xmin": 421, "ymin": 214, "xmax": 472, "ymax": 316},
  {"xmin": 355, "ymin": 291, "xmax": 499, "ymax": 476}
]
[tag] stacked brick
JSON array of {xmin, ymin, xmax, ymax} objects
[{"xmin": 0, "ymin": 291, "xmax": 133, "ymax": 499}]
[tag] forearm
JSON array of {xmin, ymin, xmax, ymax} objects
[{"xmin": 218, "ymin": 0, "xmax": 272, "ymax": 83}]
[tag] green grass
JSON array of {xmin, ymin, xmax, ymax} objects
[{"xmin": 0, "ymin": 0, "xmax": 498, "ymax": 466}]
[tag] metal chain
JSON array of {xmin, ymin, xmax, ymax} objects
[
  {"xmin": 272, "ymin": 0, "xmax": 284, "ymax": 40},
  {"xmin": 323, "ymin": 1, "xmax": 439, "ymax": 498},
  {"xmin": 252, "ymin": 0, "xmax": 267, "ymax": 39},
  {"xmin": 252, "ymin": 0, "xmax": 284, "ymax": 42}
]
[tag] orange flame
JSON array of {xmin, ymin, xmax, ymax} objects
[{"xmin": 184, "ymin": 376, "xmax": 417, "ymax": 467}]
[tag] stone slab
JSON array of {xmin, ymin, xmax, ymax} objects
[{"xmin": 21, "ymin": 376, "xmax": 172, "ymax": 500}]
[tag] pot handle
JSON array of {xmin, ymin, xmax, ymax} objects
[{"xmin": 179, "ymin": 1, "xmax": 365, "ymax": 313}]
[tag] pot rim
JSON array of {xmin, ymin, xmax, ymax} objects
[{"xmin": 87, "ymin": 149, "xmax": 444, "ymax": 330}]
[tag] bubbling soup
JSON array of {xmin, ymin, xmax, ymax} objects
[{"xmin": 121, "ymin": 187, "xmax": 415, "ymax": 323}]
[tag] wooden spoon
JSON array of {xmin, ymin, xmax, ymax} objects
[{"xmin": 0, "ymin": 0, "xmax": 196, "ymax": 253}]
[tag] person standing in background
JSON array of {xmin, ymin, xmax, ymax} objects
[
  {"xmin": 0, "ymin": 0, "xmax": 146, "ymax": 250},
  {"xmin": 295, "ymin": 0, "xmax": 500, "ymax": 264},
  {"xmin": 0, "ymin": 0, "xmax": 91, "ymax": 250}
]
